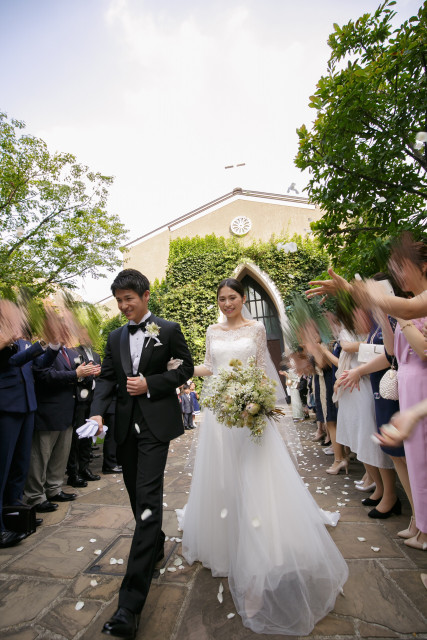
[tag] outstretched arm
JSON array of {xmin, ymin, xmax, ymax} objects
[{"xmin": 145, "ymin": 324, "xmax": 194, "ymax": 399}]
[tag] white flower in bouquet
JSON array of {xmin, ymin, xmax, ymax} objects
[{"xmin": 202, "ymin": 356, "xmax": 285, "ymax": 443}]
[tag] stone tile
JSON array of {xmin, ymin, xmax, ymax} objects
[
  {"xmin": 86, "ymin": 534, "xmax": 132, "ymax": 576},
  {"xmin": 328, "ymin": 523, "xmax": 402, "ymax": 559},
  {"xmin": 334, "ymin": 560, "xmax": 427, "ymax": 634},
  {"xmin": 7, "ymin": 527, "xmax": 121, "ymax": 578},
  {"xmin": 0, "ymin": 629, "xmax": 39, "ymax": 640},
  {"xmin": 40, "ymin": 597, "xmax": 101, "ymax": 639},
  {"xmin": 338, "ymin": 506, "xmax": 372, "ymax": 522},
  {"xmin": 357, "ymin": 621, "xmax": 400, "ymax": 637},
  {"xmin": 380, "ymin": 557, "xmax": 415, "ymax": 570},
  {"xmin": 163, "ymin": 509, "xmax": 182, "ymax": 537},
  {"xmin": 68, "ymin": 574, "xmax": 122, "ymax": 600},
  {"xmin": 62, "ymin": 504, "xmax": 133, "ymax": 529},
  {"xmin": 80, "ymin": 583, "xmax": 187, "ymax": 640},
  {"xmin": 303, "ymin": 614, "xmax": 355, "ymax": 637},
  {"xmin": 389, "ymin": 569, "xmax": 427, "ymax": 618},
  {"xmin": 161, "ymin": 491, "xmax": 188, "ymax": 511},
  {"xmin": 0, "ymin": 578, "xmax": 65, "ymax": 628},
  {"xmin": 163, "ymin": 474, "xmax": 192, "ymax": 492},
  {"xmin": 75, "ymin": 485, "xmax": 131, "ymax": 506}
]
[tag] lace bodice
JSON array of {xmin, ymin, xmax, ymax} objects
[{"xmin": 203, "ymin": 322, "xmax": 267, "ymax": 374}]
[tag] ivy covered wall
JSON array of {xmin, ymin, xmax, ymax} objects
[{"xmin": 146, "ymin": 233, "xmax": 329, "ymax": 365}]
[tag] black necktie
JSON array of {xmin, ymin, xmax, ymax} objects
[{"xmin": 128, "ymin": 321, "xmax": 147, "ymax": 335}]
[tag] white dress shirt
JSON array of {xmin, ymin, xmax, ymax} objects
[{"xmin": 129, "ymin": 311, "xmax": 152, "ymax": 376}]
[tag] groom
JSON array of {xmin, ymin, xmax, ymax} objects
[{"xmin": 90, "ymin": 269, "xmax": 193, "ymax": 639}]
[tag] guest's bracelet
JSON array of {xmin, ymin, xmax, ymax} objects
[{"xmin": 400, "ymin": 322, "xmax": 413, "ymax": 331}]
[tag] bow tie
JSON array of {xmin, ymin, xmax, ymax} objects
[{"xmin": 128, "ymin": 322, "xmax": 147, "ymax": 335}]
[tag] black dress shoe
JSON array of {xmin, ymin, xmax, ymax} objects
[
  {"xmin": 102, "ymin": 607, "xmax": 140, "ymax": 639},
  {"xmin": 49, "ymin": 491, "xmax": 77, "ymax": 502},
  {"xmin": 68, "ymin": 475, "xmax": 88, "ymax": 488},
  {"xmin": 0, "ymin": 530, "xmax": 26, "ymax": 548},
  {"xmin": 368, "ymin": 498, "xmax": 402, "ymax": 519},
  {"xmin": 35, "ymin": 518, "xmax": 43, "ymax": 527},
  {"xmin": 80, "ymin": 468, "xmax": 101, "ymax": 482},
  {"xmin": 36, "ymin": 500, "xmax": 58, "ymax": 513},
  {"xmin": 361, "ymin": 497, "xmax": 381, "ymax": 507},
  {"xmin": 102, "ymin": 465, "xmax": 123, "ymax": 474}
]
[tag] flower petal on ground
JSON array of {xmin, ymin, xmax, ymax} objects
[
  {"xmin": 167, "ymin": 567, "xmax": 177, "ymax": 572},
  {"xmin": 90, "ymin": 580, "xmax": 98, "ymax": 587},
  {"xmin": 110, "ymin": 558, "xmax": 117, "ymax": 565},
  {"xmin": 217, "ymin": 592, "xmax": 223, "ymax": 604},
  {"xmin": 227, "ymin": 613, "xmax": 235, "ymax": 619},
  {"xmin": 371, "ymin": 546, "xmax": 380, "ymax": 552},
  {"xmin": 76, "ymin": 546, "xmax": 84, "ymax": 552},
  {"xmin": 357, "ymin": 537, "xmax": 366, "ymax": 542},
  {"xmin": 219, "ymin": 582, "xmax": 224, "ymax": 594},
  {"xmin": 75, "ymin": 601, "xmax": 84, "ymax": 610}
]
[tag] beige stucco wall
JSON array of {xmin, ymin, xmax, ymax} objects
[{"xmin": 127, "ymin": 198, "xmax": 322, "ymax": 284}]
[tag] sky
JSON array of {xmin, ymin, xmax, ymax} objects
[{"xmin": 0, "ymin": 0, "xmax": 421, "ymax": 302}]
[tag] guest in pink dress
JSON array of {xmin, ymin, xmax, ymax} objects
[{"xmin": 388, "ymin": 236, "xmax": 427, "ymax": 550}]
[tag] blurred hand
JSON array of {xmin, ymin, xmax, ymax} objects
[
  {"xmin": 76, "ymin": 363, "xmax": 100, "ymax": 378},
  {"xmin": 306, "ymin": 268, "xmax": 351, "ymax": 302},
  {"xmin": 89, "ymin": 415, "xmax": 103, "ymax": 435},
  {"xmin": 127, "ymin": 376, "xmax": 148, "ymax": 396}
]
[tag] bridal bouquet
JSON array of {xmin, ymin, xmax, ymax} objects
[{"xmin": 202, "ymin": 356, "xmax": 285, "ymax": 443}]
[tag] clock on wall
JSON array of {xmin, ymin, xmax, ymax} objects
[{"xmin": 230, "ymin": 216, "xmax": 252, "ymax": 236}]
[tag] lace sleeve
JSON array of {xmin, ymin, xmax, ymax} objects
[
  {"xmin": 254, "ymin": 322, "xmax": 268, "ymax": 371},
  {"xmin": 203, "ymin": 326, "xmax": 214, "ymax": 373}
]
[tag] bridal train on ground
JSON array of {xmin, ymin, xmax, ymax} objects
[{"xmin": 177, "ymin": 322, "xmax": 348, "ymax": 635}]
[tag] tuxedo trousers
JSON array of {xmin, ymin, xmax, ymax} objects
[
  {"xmin": 0, "ymin": 411, "xmax": 35, "ymax": 530},
  {"xmin": 67, "ymin": 402, "xmax": 93, "ymax": 476},
  {"xmin": 117, "ymin": 408, "xmax": 169, "ymax": 613}
]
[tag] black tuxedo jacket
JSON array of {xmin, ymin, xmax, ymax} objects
[{"xmin": 90, "ymin": 315, "xmax": 194, "ymax": 444}]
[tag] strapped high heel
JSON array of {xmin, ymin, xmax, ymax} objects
[{"xmin": 326, "ymin": 459, "xmax": 348, "ymax": 475}]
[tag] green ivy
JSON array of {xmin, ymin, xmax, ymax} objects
[{"xmin": 149, "ymin": 233, "xmax": 329, "ymax": 366}]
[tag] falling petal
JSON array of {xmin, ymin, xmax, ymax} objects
[
  {"xmin": 97, "ymin": 487, "xmax": 101, "ymax": 490},
  {"xmin": 159, "ymin": 568, "xmax": 166, "ymax": 575},
  {"xmin": 135, "ymin": 423, "xmax": 140, "ymax": 434},
  {"xmin": 110, "ymin": 558, "xmax": 117, "ymax": 565},
  {"xmin": 165, "ymin": 536, "xmax": 169, "ymax": 541},
  {"xmin": 252, "ymin": 517, "xmax": 261, "ymax": 528},
  {"xmin": 217, "ymin": 592, "xmax": 223, "ymax": 604},
  {"xmin": 163, "ymin": 503, "xmax": 168, "ymax": 507},
  {"xmin": 219, "ymin": 582, "xmax": 224, "ymax": 594},
  {"xmin": 415, "ymin": 131, "xmax": 427, "ymax": 142},
  {"xmin": 220, "ymin": 508, "xmax": 228, "ymax": 519},
  {"xmin": 227, "ymin": 613, "xmax": 235, "ymax": 619},
  {"xmin": 89, "ymin": 539, "xmax": 96, "ymax": 543},
  {"xmin": 371, "ymin": 547, "xmax": 380, "ymax": 552},
  {"xmin": 75, "ymin": 601, "xmax": 84, "ymax": 611},
  {"xmin": 90, "ymin": 580, "xmax": 98, "ymax": 587},
  {"xmin": 167, "ymin": 567, "xmax": 177, "ymax": 572},
  {"xmin": 141, "ymin": 509, "xmax": 152, "ymax": 521},
  {"xmin": 76, "ymin": 546, "xmax": 84, "ymax": 552}
]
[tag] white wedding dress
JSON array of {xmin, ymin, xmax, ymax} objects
[{"xmin": 178, "ymin": 322, "xmax": 348, "ymax": 635}]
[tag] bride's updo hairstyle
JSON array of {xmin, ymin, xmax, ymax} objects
[{"xmin": 216, "ymin": 278, "xmax": 245, "ymax": 299}]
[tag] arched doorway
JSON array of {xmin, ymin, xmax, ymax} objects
[{"xmin": 241, "ymin": 275, "xmax": 286, "ymax": 390}]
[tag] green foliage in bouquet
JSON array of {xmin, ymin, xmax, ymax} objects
[{"xmin": 202, "ymin": 356, "xmax": 285, "ymax": 443}]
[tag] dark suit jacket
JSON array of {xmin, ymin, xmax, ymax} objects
[
  {"xmin": 74, "ymin": 345, "xmax": 102, "ymax": 404},
  {"xmin": 34, "ymin": 347, "xmax": 80, "ymax": 431},
  {"xmin": 0, "ymin": 340, "xmax": 58, "ymax": 414},
  {"xmin": 90, "ymin": 315, "xmax": 194, "ymax": 444}
]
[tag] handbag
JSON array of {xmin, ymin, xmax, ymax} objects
[
  {"xmin": 379, "ymin": 359, "xmax": 399, "ymax": 401},
  {"xmin": 3, "ymin": 504, "xmax": 37, "ymax": 535},
  {"xmin": 358, "ymin": 343, "xmax": 385, "ymax": 363}
]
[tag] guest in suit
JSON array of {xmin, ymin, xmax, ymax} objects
[
  {"xmin": 67, "ymin": 341, "xmax": 102, "ymax": 485},
  {"xmin": 24, "ymin": 344, "xmax": 99, "ymax": 512},
  {"xmin": 89, "ymin": 269, "xmax": 193, "ymax": 639},
  {"xmin": 0, "ymin": 301, "xmax": 61, "ymax": 548},
  {"xmin": 181, "ymin": 384, "xmax": 194, "ymax": 429}
]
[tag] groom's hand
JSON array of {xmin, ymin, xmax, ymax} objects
[
  {"xmin": 127, "ymin": 376, "xmax": 148, "ymax": 396},
  {"xmin": 89, "ymin": 415, "xmax": 104, "ymax": 435}
]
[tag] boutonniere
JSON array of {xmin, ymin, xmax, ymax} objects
[
  {"xmin": 144, "ymin": 322, "xmax": 163, "ymax": 347},
  {"xmin": 74, "ymin": 356, "xmax": 83, "ymax": 365}
]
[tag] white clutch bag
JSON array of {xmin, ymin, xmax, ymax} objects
[{"xmin": 358, "ymin": 343, "xmax": 385, "ymax": 363}]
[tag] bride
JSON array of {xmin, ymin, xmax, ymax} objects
[{"xmin": 178, "ymin": 278, "xmax": 348, "ymax": 635}]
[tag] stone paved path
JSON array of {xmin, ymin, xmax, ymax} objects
[{"xmin": 1, "ymin": 412, "xmax": 426, "ymax": 640}]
